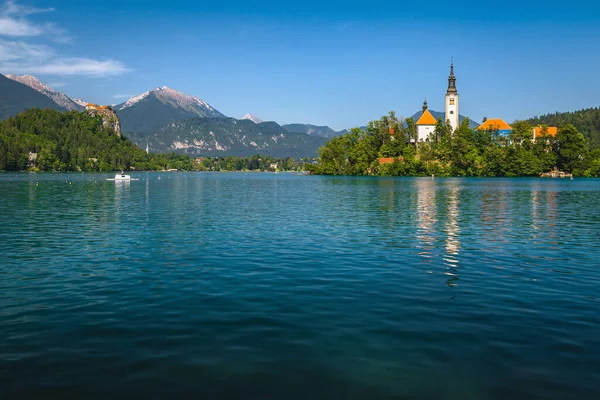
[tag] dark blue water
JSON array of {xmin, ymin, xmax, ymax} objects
[{"xmin": 1, "ymin": 172, "xmax": 599, "ymax": 399}]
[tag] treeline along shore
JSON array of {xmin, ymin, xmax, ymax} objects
[
  {"xmin": 2, "ymin": 107, "xmax": 600, "ymax": 177},
  {"xmin": 306, "ymin": 110, "xmax": 600, "ymax": 177},
  {"xmin": 0, "ymin": 109, "xmax": 303, "ymax": 172}
]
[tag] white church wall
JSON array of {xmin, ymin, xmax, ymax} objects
[{"xmin": 417, "ymin": 125, "xmax": 434, "ymax": 142}]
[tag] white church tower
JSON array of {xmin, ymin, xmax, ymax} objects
[{"xmin": 445, "ymin": 60, "xmax": 459, "ymax": 132}]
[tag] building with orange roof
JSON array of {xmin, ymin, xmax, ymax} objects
[
  {"xmin": 415, "ymin": 99, "xmax": 437, "ymax": 142},
  {"xmin": 378, "ymin": 158, "xmax": 396, "ymax": 165},
  {"xmin": 476, "ymin": 118, "xmax": 513, "ymax": 137},
  {"xmin": 531, "ymin": 126, "xmax": 558, "ymax": 143},
  {"xmin": 86, "ymin": 103, "xmax": 112, "ymax": 111},
  {"xmin": 411, "ymin": 61, "xmax": 459, "ymax": 143}
]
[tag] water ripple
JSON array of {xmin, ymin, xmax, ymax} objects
[{"xmin": 1, "ymin": 173, "xmax": 599, "ymax": 398}]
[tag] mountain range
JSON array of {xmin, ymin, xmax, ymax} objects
[
  {"xmin": 281, "ymin": 124, "xmax": 339, "ymax": 139},
  {"xmin": 115, "ymin": 86, "xmax": 226, "ymax": 133},
  {"xmin": 241, "ymin": 113, "xmax": 263, "ymax": 124},
  {"xmin": 0, "ymin": 73, "xmax": 480, "ymax": 157},
  {"xmin": 0, "ymin": 74, "xmax": 65, "ymax": 120},
  {"xmin": 126, "ymin": 118, "xmax": 328, "ymax": 158},
  {"xmin": 6, "ymin": 75, "xmax": 84, "ymax": 111}
]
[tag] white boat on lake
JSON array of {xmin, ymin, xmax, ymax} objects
[{"xmin": 106, "ymin": 171, "xmax": 139, "ymax": 181}]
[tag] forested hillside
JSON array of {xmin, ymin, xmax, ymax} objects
[
  {"xmin": 0, "ymin": 109, "xmax": 307, "ymax": 172},
  {"xmin": 0, "ymin": 109, "xmax": 166, "ymax": 171},
  {"xmin": 527, "ymin": 107, "xmax": 600, "ymax": 149}
]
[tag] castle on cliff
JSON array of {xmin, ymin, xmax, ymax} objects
[{"xmin": 85, "ymin": 104, "xmax": 121, "ymax": 136}]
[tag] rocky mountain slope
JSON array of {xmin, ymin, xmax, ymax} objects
[
  {"xmin": 0, "ymin": 74, "xmax": 66, "ymax": 120},
  {"xmin": 86, "ymin": 106, "xmax": 121, "ymax": 136},
  {"xmin": 126, "ymin": 117, "xmax": 327, "ymax": 158},
  {"xmin": 116, "ymin": 86, "xmax": 225, "ymax": 133},
  {"xmin": 282, "ymin": 124, "xmax": 339, "ymax": 139},
  {"xmin": 5, "ymin": 75, "xmax": 84, "ymax": 111},
  {"xmin": 241, "ymin": 113, "xmax": 263, "ymax": 124}
]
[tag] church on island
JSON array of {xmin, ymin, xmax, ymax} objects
[
  {"xmin": 414, "ymin": 61, "xmax": 461, "ymax": 142},
  {"xmin": 411, "ymin": 61, "xmax": 540, "ymax": 143}
]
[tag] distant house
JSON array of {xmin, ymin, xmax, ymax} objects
[
  {"xmin": 378, "ymin": 157, "xmax": 403, "ymax": 165},
  {"xmin": 415, "ymin": 100, "xmax": 437, "ymax": 142},
  {"xmin": 531, "ymin": 126, "xmax": 558, "ymax": 143},
  {"xmin": 379, "ymin": 158, "xmax": 396, "ymax": 165},
  {"xmin": 28, "ymin": 151, "xmax": 37, "ymax": 167},
  {"xmin": 476, "ymin": 118, "xmax": 513, "ymax": 137}
]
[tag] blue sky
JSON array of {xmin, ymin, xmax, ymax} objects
[{"xmin": 1, "ymin": 0, "xmax": 599, "ymax": 130}]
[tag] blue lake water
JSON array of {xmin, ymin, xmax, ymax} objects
[{"xmin": 1, "ymin": 172, "xmax": 599, "ymax": 399}]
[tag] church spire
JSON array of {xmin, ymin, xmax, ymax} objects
[
  {"xmin": 422, "ymin": 98, "xmax": 428, "ymax": 112},
  {"xmin": 447, "ymin": 58, "xmax": 457, "ymax": 94}
]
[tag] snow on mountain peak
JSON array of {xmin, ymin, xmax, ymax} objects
[
  {"xmin": 7, "ymin": 74, "xmax": 54, "ymax": 94},
  {"xmin": 242, "ymin": 113, "xmax": 263, "ymax": 124},
  {"xmin": 5, "ymin": 74, "xmax": 83, "ymax": 111},
  {"xmin": 117, "ymin": 86, "xmax": 225, "ymax": 118},
  {"xmin": 119, "ymin": 90, "xmax": 152, "ymax": 110},
  {"xmin": 72, "ymin": 98, "xmax": 88, "ymax": 107}
]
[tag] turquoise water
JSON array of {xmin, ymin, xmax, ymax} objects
[{"xmin": 1, "ymin": 172, "xmax": 599, "ymax": 399}]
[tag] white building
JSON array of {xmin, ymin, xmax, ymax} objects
[
  {"xmin": 414, "ymin": 61, "xmax": 460, "ymax": 141},
  {"xmin": 415, "ymin": 99, "xmax": 436, "ymax": 142},
  {"xmin": 445, "ymin": 61, "xmax": 459, "ymax": 132}
]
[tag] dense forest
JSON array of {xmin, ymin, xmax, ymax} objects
[
  {"xmin": 0, "ymin": 109, "xmax": 303, "ymax": 172},
  {"xmin": 527, "ymin": 107, "xmax": 600, "ymax": 149},
  {"xmin": 307, "ymin": 111, "xmax": 600, "ymax": 177}
]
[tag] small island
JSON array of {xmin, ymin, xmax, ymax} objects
[{"xmin": 306, "ymin": 64, "xmax": 598, "ymax": 178}]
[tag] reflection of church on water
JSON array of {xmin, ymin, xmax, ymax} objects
[
  {"xmin": 415, "ymin": 179, "xmax": 462, "ymax": 289},
  {"xmin": 443, "ymin": 181, "xmax": 461, "ymax": 288}
]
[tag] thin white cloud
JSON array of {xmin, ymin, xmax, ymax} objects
[
  {"xmin": 0, "ymin": 39, "xmax": 52, "ymax": 61},
  {"xmin": 48, "ymin": 81, "xmax": 65, "ymax": 88},
  {"xmin": 0, "ymin": 1, "xmax": 63, "ymax": 38},
  {"xmin": 0, "ymin": 15, "xmax": 42, "ymax": 36},
  {"xmin": 2, "ymin": 57, "xmax": 131, "ymax": 76},
  {"xmin": 43, "ymin": 21, "xmax": 70, "ymax": 43},
  {"xmin": 0, "ymin": 2, "xmax": 130, "ymax": 77},
  {"xmin": 3, "ymin": 0, "xmax": 54, "ymax": 16}
]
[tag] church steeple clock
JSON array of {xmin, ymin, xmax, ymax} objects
[{"xmin": 445, "ymin": 59, "xmax": 459, "ymax": 132}]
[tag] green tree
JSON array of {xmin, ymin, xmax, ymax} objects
[{"xmin": 554, "ymin": 124, "xmax": 588, "ymax": 174}]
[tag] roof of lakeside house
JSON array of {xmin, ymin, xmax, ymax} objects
[
  {"xmin": 415, "ymin": 109, "xmax": 437, "ymax": 126},
  {"xmin": 532, "ymin": 126, "xmax": 558, "ymax": 138},
  {"xmin": 476, "ymin": 118, "xmax": 512, "ymax": 131}
]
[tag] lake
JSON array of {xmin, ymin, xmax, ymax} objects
[{"xmin": 1, "ymin": 172, "xmax": 599, "ymax": 399}]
